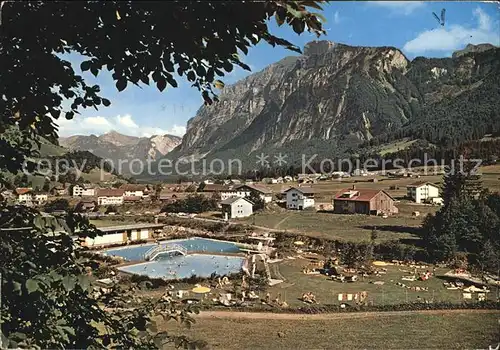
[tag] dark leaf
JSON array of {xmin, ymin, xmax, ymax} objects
[
  {"xmin": 80, "ymin": 61, "xmax": 91, "ymax": 72},
  {"xmin": 157, "ymin": 77, "xmax": 167, "ymax": 92},
  {"xmin": 202, "ymin": 91, "xmax": 213, "ymax": 105},
  {"xmin": 187, "ymin": 71, "xmax": 196, "ymax": 82},
  {"xmin": 116, "ymin": 79, "xmax": 127, "ymax": 92},
  {"xmin": 292, "ymin": 19, "xmax": 306, "ymax": 34},
  {"xmin": 51, "ymin": 109, "xmax": 61, "ymax": 119},
  {"xmin": 140, "ymin": 74, "xmax": 150, "ymax": 85},
  {"xmin": 166, "ymin": 75, "xmax": 178, "ymax": 88},
  {"xmin": 223, "ymin": 62, "xmax": 233, "ymax": 72},
  {"xmin": 102, "ymin": 98, "xmax": 111, "ymax": 107}
]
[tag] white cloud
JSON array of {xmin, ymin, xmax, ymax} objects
[
  {"xmin": 368, "ymin": 1, "xmax": 425, "ymax": 15},
  {"xmin": 56, "ymin": 114, "xmax": 186, "ymax": 138},
  {"xmin": 403, "ymin": 7, "xmax": 500, "ymax": 54},
  {"xmin": 334, "ymin": 11, "xmax": 340, "ymax": 24},
  {"xmin": 116, "ymin": 114, "xmax": 138, "ymax": 128}
]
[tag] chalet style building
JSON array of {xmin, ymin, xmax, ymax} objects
[
  {"xmin": 97, "ymin": 188, "xmax": 125, "ymax": 206},
  {"xmin": 333, "ymin": 186, "xmax": 398, "ymax": 215},
  {"xmin": 406, "ymin": 182, "xmax": 440, "ymax": 204},
  {"xmin": 283, "ymin": 187, "xmax": 316, "ymax": 210},
  {"xmin": 220, "ymin": 196, "xmax": 253, "ymax": 219},
  {"xmin": 220, "ymin": 184, "xmax": 273, "ymax": 203}
]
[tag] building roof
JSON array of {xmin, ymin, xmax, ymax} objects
[
  {"xmin": 123, "ymin": 196, "xmax": 142, "ymax": 202},
  {"xmin": 220, "ymin": 196, "xmax": 253, "ymax": 205},
  {"xmin": 406, "ymin": 181, "xmax": 439, "ymax": 188},
  {"xmin": 75, "ymin": 184, "xmax": 95, "ymax": 189},
  {"xmin": 98, "ymin": 223, "xmax": 164, "ymax": 233},
  {"xmin": 15, "ymin": 188, "xmax": 32, "ymax": 195},
  {"xmin": 334, "ymin": 188, "xmax": 395, "ymax": 202},
  {"xmin": 283, "ymin": 186, "xmax": 316, "ymax": 194},
  {"xmin": 120, "ymin": 184, "xmax": 146, "ymax": 191},
  {"xmin": 235, "ymin": 184, "xmax": 272, "ymax": 194},
  {"xmin": 97, "ymin": 188, "xmax": 125, "ymax": 197},
  {"xmin": 202, "ymin": 184, "xmax": 228, "ymax": 192}
]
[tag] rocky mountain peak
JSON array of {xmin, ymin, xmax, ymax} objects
[
  {"xmin": 452, "ymin": 43, "xmax": 497, "ymax": 58},
  {"xmin": 165, "ymin": 40, "xmax": 499, "ymax": 171},
  {"xmin": 303, "ymin": 40, "xmax": 336, "ymax": 56},
  {"xmin": 100, "ymin": 130, "xmax": 139, "ymax": 147},
  {"xmin": 59, "ymin": 131, "xmax": 182, "ymax": 173}
]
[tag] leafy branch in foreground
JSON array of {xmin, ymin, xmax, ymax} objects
[
  {"xmin": 0, "ymin": 1, "xmax": 328, "ymax": 348},
  {"xmin": 0, "ymin": 0, "xmax": 327, "ymax": 176},
  {"xmin": 0, "ymin": 203, "xmax": 205, "ymax": 348}
]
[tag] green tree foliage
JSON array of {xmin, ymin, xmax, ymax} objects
[
  {"xmin": 0, "ymin": 204, "xmax": 200, "ymax": 348},
  {"xmin": 42, "ymin": 178, "xmax": 51, "ymax": 192},
  {"xmin": 105, "ymin": 205, "xmax": 118, "ymax": 214},
  {"xmin": 422, "ymin": 167, "xmax": 500, "ymax": 270},
  {"xmin": 247, "ymin": 190, "xmax": 265, "ymax": 211},
  {"xmin": 161, "ymin": 194, "xmax": 218, "ymax": 214},
  {"xmin": 0, "ymin": 1, "xmax": 326, "ymax": 176},
  {"xmin": 13, "ymin": 174, "xmax": 30, "ymax": 188},
  {"xmin": 0, "ymin": 1, "xmax": 327, "ymax": 347},
  {"xmin": 44, "ymin": 198, "xmax": 71, "ymax": 213}
]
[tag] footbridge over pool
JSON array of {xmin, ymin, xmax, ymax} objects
[{"xmin": 143, "ymin": 244, "xmax": 187, "ymax": 261}]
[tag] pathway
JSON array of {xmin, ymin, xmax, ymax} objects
[
  {"xmin": 274, "ymin": 215, "xmax": 291, "ymax": 229},
  {"xmin": 196, "ymin": 309, "xmax": 499, "ymax": 320}
]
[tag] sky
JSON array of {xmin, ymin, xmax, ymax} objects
[{"xmin": 57, "ymin": 1, "xmax": 500, "ymax": 139}]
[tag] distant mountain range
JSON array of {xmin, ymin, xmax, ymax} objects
[
  {"xmin": 163, "ymin": 41, "xmax": 499, "ymax": 173},
  {"xmin": 59, "ymin": 131, "xmax": 181, "ymax": 173}
]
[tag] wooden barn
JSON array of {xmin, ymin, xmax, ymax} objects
[{"xmin": 333, "ymin": 186, "xmax": 398, "ymax": 215}]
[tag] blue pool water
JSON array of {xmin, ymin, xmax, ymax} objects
[
  {"xmin": 103, "ymin": 237, "xmax": 241, "ymax": 261},
  {"xmin": 118, "ymin": 254, "xmax": 244, "ymax": 279}
]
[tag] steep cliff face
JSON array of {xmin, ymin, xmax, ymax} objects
[
  {"xmin": 177, "ymin": 41, "xmax": 417, "ymax": 159},
  {"xmin": 171, "ymin": 41, "xmax": 499, "ymax": 164}
]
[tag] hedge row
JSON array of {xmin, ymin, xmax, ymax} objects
[{"xmin": 200, "ymin": 301, "xmax": 500, "ymax": 314}]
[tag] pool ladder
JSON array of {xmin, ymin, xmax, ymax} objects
[{"xmin": 143, "ymin": 244, "xmax": 188, "ymax": 261}]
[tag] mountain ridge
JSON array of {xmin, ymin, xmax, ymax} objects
[
  {"xmin": 163, "ymin": 41, "xmax": 499, "ymax": 170},
  {"xmin": 59, "ymin": 131, "xmax": 182, "ymax": 173}
]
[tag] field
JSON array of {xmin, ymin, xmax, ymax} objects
[
  {"xmin": 266, "ymin": 259, "xmax": 498, "ymax": 307},
  {"xmin": 165, "ymin": 311, "xmax": 500, "ymax": 349},
  {"xmin": 239, "ymin": 210, "xmax": 425, "ymax": 242},
  {"xmin": 236, "ymin": 166, "xmax": 500, "ymax": 242},
  {"xmin": 266, "ymin": 167, "xmax": 500, "ymax": 202}
]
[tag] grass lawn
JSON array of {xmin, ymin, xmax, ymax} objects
[
  {"xmin": 266, "ymin": 260, "xmax": 497, "ymax": 307},
  {"xmin": 239, "ymin": 211, "xmax": 422, "ymax": 242},
  {"xmin": 165, "ymin": 311, "xmax": 500, "ymax": 349}
]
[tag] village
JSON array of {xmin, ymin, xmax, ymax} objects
[
  {"xmin": 3, "ymin": 165, "xmax": 498, "ymax": 314},
  {"xmin": 3, "ymin": 167, "xmax": 447, "ymax": 220}
]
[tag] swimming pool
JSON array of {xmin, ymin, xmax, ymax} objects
[
  {"xmin": 118, "ymin": 254, "xmax": 245, "ymax": 279},
  {"xmin": 102, "ymin": 237, "xmax": 241, "ymax": 261}
]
